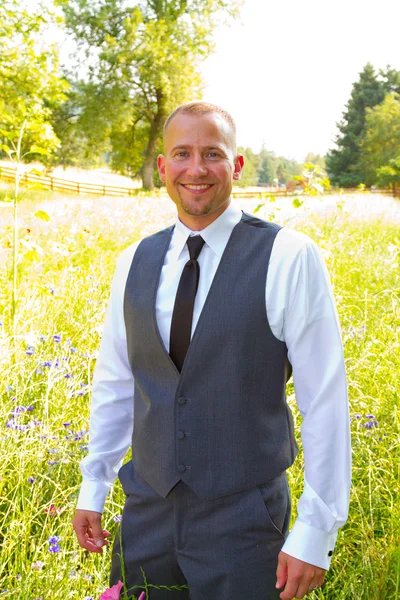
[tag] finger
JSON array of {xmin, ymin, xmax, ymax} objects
[
  {"xmin": 87, "ymin": 514, "xmax": 106, "ymax": 548},
  {"xmin": 279, "ymin": 575, "xmax": 301, "ymax": 600},
  {"xmin": 296, "ymin": 575, "xmax": 315, "ymax": 598},
  {"xmin": 276, "ymin": 552, "xmax": 289, "ymax": 590},
  {"xmin": 73, "ymin": 521, "xmax": 103, "ymax": 553}
]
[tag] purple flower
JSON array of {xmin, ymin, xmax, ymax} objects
[
  {"xmin": 64, "ymin": 373, "xmax": 73, "ymax": 379},
  {"xmin": 70, "ymin": 347, "xmax": 77, "ymax": 353},
  {"xmin": 366, "ymin": 414, "xmax": 376, "ymax": 419},
  {"xmin": 28, "ymin": 477, "xmax": 36, "ymax": 484},
  {"xmin": 49, "ymin": 543, "xmax": 61, "ymax": 553},
  {"xmin": 362, "ymin": 420, "xmax": 378, "ymax": 429},
  {"xmin": 48, "ymin": 535, "xmax": 61, "ymax": 544},
  {"xmin": 39, "ymin": 335, "xmax": 47, "ymax": 341},
  {"xmin": 26, "ymin": 346, "xmax": 35, "ymax": 355},
  {"xmin": 27, "ymin": 406, "xmax": 34, "ymax": 411},
  {"xmin": 11, "ymin": 406, "xmax": 27, "ymax": 414},
  {"xmin": 47, "ymin": 461, "xmax": 59, "ymax": 466},
  {"xmin": 53, "ymin": 335, "xmax": 61, "ymax": 343},
  {"xmin": 113, "ymin": 515, "xmax": 122, "ymax": 523},
  {"xmin": 42, "ymin": 360, "xmax": 52, "ymax": 368},
  {"xmin": 353, "ymin": 414, "xmax": 362, "ymax": 419},
  {"xmin": 63, "ymin": 422, "xmax": 71, "ymax": 427}
]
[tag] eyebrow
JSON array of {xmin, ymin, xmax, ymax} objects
[{"xmin": 170, "ymin": 145, "xmax": 225, "ymax": 152}]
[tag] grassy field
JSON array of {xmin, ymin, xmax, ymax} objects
[{"xmin": 0, "ymin": 186, "xmax": 399, "ymax": 599}]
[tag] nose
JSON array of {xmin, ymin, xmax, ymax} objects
[{"xmin": 186, "ymin": 155, "xmax": 208, "ymax": 178}]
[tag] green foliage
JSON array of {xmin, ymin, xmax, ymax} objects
[
  {"xmin": 56, "ymin": 0, "xmax": 240, "ymax": 189},
  {"xmin": 0, "ymin": 0, "xmax": 67, "ymax": 158},
  {"xmin": 377, "ymin": 156, "xmax": 400, "ymax": 189},
  {"xmin": 235, "ymin": 145, "xmax": 302, "ymax": 187},
  {"xmin": 357, "ymin": 94, "xmax": 400, "ymax": 186},
  {"xmin": 291, "ymin": 163, "xmax": 330, "ymax": 195},
  {"xmin": 326, "ymin": 63, "xmax": 400, "ymax": 188}
]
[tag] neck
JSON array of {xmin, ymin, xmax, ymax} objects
[{"xmin": 178, "ymin": 199, "xmax": 231, "ymax": 231}]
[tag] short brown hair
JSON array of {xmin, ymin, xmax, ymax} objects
[{"xmin": 163, "ymin": 101, "xmax": 236, "ymax": 145}]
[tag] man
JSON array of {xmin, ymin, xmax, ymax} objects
[{"xmin": 73, "ymin": 102, "xmax": 351, "ymax": 600}]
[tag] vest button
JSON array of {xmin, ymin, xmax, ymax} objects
[
  {"xmin": 177, "ymin": 396, "xmax": 187, "ymax": 405},
  {"xmin": 177, "ymin": 464, "xmax": 186, "ymax": 473},
  {"xmin": 177, "ymin": 431, "xmax": 185, "ymax": 439}
]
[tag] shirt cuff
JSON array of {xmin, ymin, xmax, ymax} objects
[
  {"xmin": 76, "ymin": 479, "xmax": 111, "ymax": 514},
  {"xmin": 281, "ymin": 520, "xmax": 338, "ymax": 570}
]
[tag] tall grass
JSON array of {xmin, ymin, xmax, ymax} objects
[{"xmin": 0, "ymin": 190, "xmax": 399, "ymax": 599}]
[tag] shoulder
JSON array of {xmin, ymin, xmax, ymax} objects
[{"xmin": 269, "ymin": 227, "xmax": 325, "ymax": 279}]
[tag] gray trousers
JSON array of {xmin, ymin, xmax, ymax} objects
[{"xmin": 111, "ymin": 464, "xmax": 291, "ymax": 600}]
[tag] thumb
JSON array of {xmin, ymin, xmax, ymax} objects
[{"xmin": 276, "ymin": 551, "xmax": 288, "ymax": 589}]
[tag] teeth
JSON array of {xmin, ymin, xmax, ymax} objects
[{"xmin": 184, "ymin": 184, "xmax": 212, "ymax": 190}]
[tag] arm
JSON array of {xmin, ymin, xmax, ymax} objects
[
  {"xmin": 268, "ymin": 230, "xmax": 351, "ymax": 598},
  {"xmin": 73, "ymin": 243, "xmax": 139, "ymax": 552}
]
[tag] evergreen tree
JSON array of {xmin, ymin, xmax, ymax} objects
[{"xmin": 326, "ymin": 63, "xmax": 385, "ymax": 187}]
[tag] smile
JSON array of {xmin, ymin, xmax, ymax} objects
[{"xmin": 181, "ymin": 184, "xmax": 215, "ymax": 192}]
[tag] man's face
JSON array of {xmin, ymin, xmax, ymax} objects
[{"xmin": 158, "ymin": 112, "xmax": 244, "ymax": 229}]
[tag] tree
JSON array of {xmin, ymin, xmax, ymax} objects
[
  {"xmin": 376, "ymin": 156, "xmax": 400, "ymax": 193},
  {"xmin": 57, "ymin": 0, "xmax": 240, "ymax": 189},
  {"xmin": 304, "ymin": 153, "xmax": 326, "ymax": 170},
  {"xmin": 0, "ymin": 0, "xmax": 67, "ymax": 159},
  {"xmin": 235, "ymin": 147, "xmax": 259, "ymax": 188},
  {"xmin": 357, "ymin": 94, "xmax": 400, "ymax": 186},
  {"xmin": 326, "ymin": 63, "xmax": 387, "ymax": 187}
]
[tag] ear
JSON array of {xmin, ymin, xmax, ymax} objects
[
  {"xmin": 233, "ymin": 154, "xmax": 244, "ymax": 180},
  {"xmin": 157, "ymin": 155, "xmax": 166, "ymax": 182}
]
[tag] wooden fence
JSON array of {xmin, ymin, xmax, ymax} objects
[{"xmin": 0, "ymin": 164, "xmax": 397, "ymax": 199}]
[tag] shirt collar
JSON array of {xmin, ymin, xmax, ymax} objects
[{"xmin": 172, "ymin": 202, "xmax": 243, "ymax": 260}]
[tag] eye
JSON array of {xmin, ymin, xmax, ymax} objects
[
  {"xmin": 175, "ymin": 151, "xmax": 189, "ymax": 158},
  {"xmin": 206, "ymin": 152, "xmax": 219, "ymax": 159}
]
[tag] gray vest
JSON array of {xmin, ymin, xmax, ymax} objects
[{"xmin": 123, "ymin": 212, "xmax": 298, "ymax": 500}]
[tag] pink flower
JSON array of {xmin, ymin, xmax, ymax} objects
[
  {"xmin": 138, "ymin": 594, "xmax": 145, "ymax": 600},
  {"xmin": 99, "ymin": 580, "xmax": 123, "ymax": 600}
]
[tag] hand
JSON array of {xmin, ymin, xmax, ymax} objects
[
  {"xmin": 72, "ymin": 509, "xmax": 111, "ymax": 553},
  {"xmin": 276, "ymin": 551, "xmax": 326, "ymax": 599}
]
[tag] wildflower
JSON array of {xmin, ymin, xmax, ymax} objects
[
  {"xmin": 42, "ymin": 360, "xmax": 52, "ymax": 367},
  {"xmin": 11, "ymin": 406, "xmax": 27, "ymax": 415},
  {"xmin": 361, "ymin": 420, "xmax": 378, "ymax": 429},
  {"xmin": 353, "ymin": 414, "xmax": 362, "ymax": 419},
  {"xmin": 70, "ymin": 347, "xmax": 77, "ymax": 353},
  {"xmin": 48, "ymin": 461, "xmax": 59, "ymax": 466},
  {"xmin": 26, "ymin": 346, "xmax": 35, "ymax": 355},
  {"xmin": 53, "ymin": 334, "xmax": 61, "ymax": 343},
  {"xmin": 28, "ymin": 477, "xmax": 36, "ymax": 484},
  {"xmin": 64, "ymin": 373, "xmax": 73, "ymax": 379},
  {"xmin": 113, "ymin": 515, "xmax": 122, "ymax": 523},
  {"xmin": 49, "ymin": 543, "xmax": 61, "ymax": 553},
  {"xmin": 39, "ymin": 335, "xmax": 47, "ymax": 341},
  {"xmin": 48, "ymin": 535, "xmax": 61, "ymax": 544},
  {"xmin": 45, "ymin": 504, "xmax": 61, "ymax": 515},
  {"xmin": 16, "ymin": 575, "xmax": 22, "ymax": 581},
  {"xmin": 69, "ymin": 570, "xmax": 77, "ymax": 578},
  {"xmin": 366, "ymin": 414, "xmax": 376, "ymax": 419},
  {"xmin": 63, "ymin": 422, "xmax": 71, "ymax": 426},
  {"xmin": 99, "ymin": 580, "xmax": 123, "ymax": 600},
  {"xmin": 82, "ymin": 574, "xmax": 93, "ymax": 581},
  {"xmin": 31, "ymin": 561, "xmax": 45, "ymax": 570}
]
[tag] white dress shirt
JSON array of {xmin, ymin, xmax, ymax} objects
[{"xmin": 77, "ymin": 201, "xmax": 351, "ymax": 571}]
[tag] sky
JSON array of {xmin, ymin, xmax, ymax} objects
[{"xmin": 200, "ymin": 0, "xmax": 400, "ymax": 161}]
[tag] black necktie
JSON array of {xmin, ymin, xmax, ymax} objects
[{"xmin": 169, "ymin": 235, "xmax": 205, "ymax": 372}]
